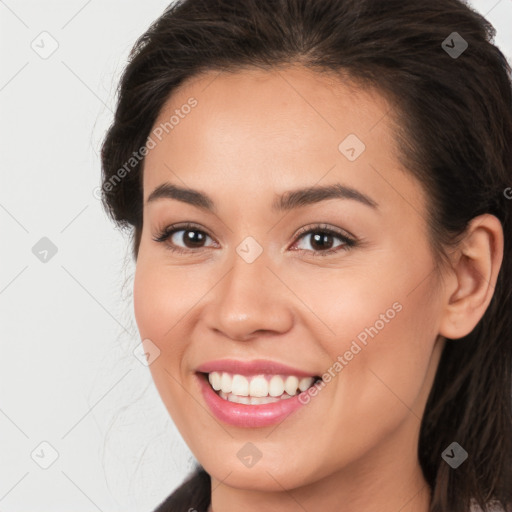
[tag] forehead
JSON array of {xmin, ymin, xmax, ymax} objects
[
  {"xmin": 142, "ymin": 65, "xmax": 425, "ymax": 218},
  {"xmin": 146, "ymin": 65, "xmax": 394, "ymax": 156}
]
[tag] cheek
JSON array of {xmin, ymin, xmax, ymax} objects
[
  {"xmin": 132, "ymin": 256, "xmax": 192, "ymax": 386},
  {"xmin": 133, "ymin": 260, "xmax": 169, "ymax": 341},
  {"xmin": 329, "ymin": 276, "xmax": 440, "ymax": 432},
  {"xmin": 282, "ymin": 249, "xmax": 441, "ymax": 416},
  {"xmin": 133, "ymin": 253, "xmax": 200, "ymax": 344},
  {"xmin": 133, "ymin": 257, "xmax": 198, "ymax": 432},
  {"xmin": 293, "ymin": 272, "xmax": 441, "ymax": 473}
]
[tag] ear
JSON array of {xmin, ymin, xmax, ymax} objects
[{"xmin": 438, "ymin": 214, "xmax": 504, "ymax": 340}]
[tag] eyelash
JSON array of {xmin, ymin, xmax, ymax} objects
[{"xmin": 152, "ymin": 222, "xmax": 357, "ymax": 257}]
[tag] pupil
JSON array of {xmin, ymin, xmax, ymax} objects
[
  {"xmin": 312, "ymin": 233, "xmax": 333, "ymax": 250},
  {"xmin": 185, "ymin": 230, "xmax": 204, "ymax": 247}
]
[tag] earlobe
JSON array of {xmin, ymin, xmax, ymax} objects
[{"xmin": 438, "ymin": 214, "xmax": 504, "ymax": 340}]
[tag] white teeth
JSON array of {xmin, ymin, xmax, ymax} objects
[
  {"xmin": 207, "ymin": 372, "xmax": 317, "ymax": 399},
  {"xmin": 249, "ymin": 375, "xmax": 268, "ymax": 397},
  {"xmin": 219, "ymin": 390, "xmax": 285, "ymax": 404},
  {"xmin": 269, "ymin": 375, "xmax": 285, "ymax": 397},
  {"xmin": 220, "ymin": 372, "xmax": 232, "ymax": 393},
  {"xmin": 284, "ymin": 376, "xmax": 299, "ymax": 396},
  {"xmin": 228, "ymin": 394, "xmax": 250, "ymax": 404},
  {"xmin": 209, "ymin": 371, "xmax": 222, "ymax": 391},
  {"xmin": 231, "ymin": 374, "xmax": 249, "ymax": 396},
  {"xmin": 299, "ymin": 377, "xmax": 315, "ymax": 391}
]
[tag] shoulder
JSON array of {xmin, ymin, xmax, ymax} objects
[{"xmin": 152, "ymin": 465, "xmax": 211, "ymax": 512}]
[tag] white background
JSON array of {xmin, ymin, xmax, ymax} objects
[{"xmin": 1, "ymin": 1, "xmax": 511, "ymax": 510}]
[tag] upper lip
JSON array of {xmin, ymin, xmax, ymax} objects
[{"xmin": 196, "ymin": 359, "xmax": 319, "ymax": 377}]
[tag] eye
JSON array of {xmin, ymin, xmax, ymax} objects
[
  {"xmin": 152, "ymin": 222, "xmax": 216, "ymax": 254},
  {"xmin": 152, "ymin": 222, "xmax": 357, "ymax": 257},
  {"xmin": 290, "ymin": 224, "xmax": 356, "ymax": 257}
]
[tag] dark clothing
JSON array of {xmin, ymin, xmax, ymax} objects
[{"xmin": 153, "ymin": 465, "xmax": 211, "ymax": 512}]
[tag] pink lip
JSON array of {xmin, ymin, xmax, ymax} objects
[
  {"xmin": 196, "ymin": 372, "xmax": 312, "ymax": 428},
  {"xmin": 196, "ymin": 358, "xmax": 318, "ymax": 377}
]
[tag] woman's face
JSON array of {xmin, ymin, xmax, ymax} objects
[{"xmin": 133, "ymin": 65, "xmax": 446, "ymax": 500}]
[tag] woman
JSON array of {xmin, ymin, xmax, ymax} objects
[{"xmin": 100, "ymin": 0, "xmax": 512, "ymax": 511}]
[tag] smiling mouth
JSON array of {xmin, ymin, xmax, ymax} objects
[{"xmin": 199, "ymin": 371, "xmax": 322, "ymax": 405}]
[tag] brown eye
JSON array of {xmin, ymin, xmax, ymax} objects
[
  {"xmin": 153, "ymin": 223, "xmax": 216, "ymax": 254},
  {"xmin": 291, "ymin": 224, "xmax": 356, "ymax": 257},
  {"xmin": 177, "ymin": 229, "xmax": 208, "ymax": 248}
]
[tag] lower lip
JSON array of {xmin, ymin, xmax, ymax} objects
[{"xmin": 196, "ymin": 373, "xmax": 311, "ymax": 428}]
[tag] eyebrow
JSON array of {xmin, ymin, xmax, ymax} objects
[{"xmin": 146, "ymin": 182, "xmax": 378, "ymax": 212}]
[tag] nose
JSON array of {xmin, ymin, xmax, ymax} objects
[{"xmin": 203, "ymin": 251, "xmax": 295, "ymax": 342}]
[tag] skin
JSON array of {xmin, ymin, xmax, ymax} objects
[{"xmin": 132, "ymin": 65, "xmax": 503, "ymax": 512}]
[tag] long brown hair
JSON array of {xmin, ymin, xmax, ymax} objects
[{"xmin": 101, "ymin": 1, "xmax": 512, "ymax": 510}]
